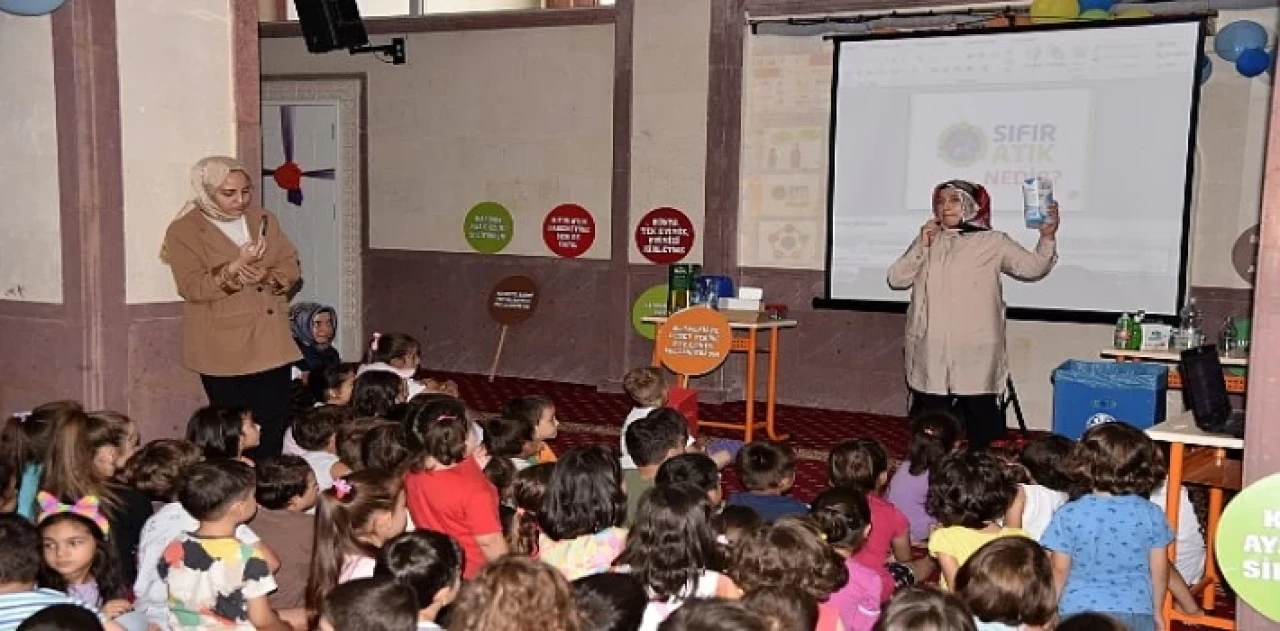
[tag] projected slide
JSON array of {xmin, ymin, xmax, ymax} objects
[
  {"xmin": 825, "ymin": 20, "xmax": 1201, "ymax": 317},
  {"xmin": 905, "ymin": 90, "xmax": 1091, "ymax": 214}
]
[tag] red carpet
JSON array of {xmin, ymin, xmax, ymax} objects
[{"xmin": 439, "ymin": 370, "xmax": 918, "ymax": 501}]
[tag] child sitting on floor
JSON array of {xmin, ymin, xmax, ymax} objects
[
  {"xmin": 1002, "ymin": 434, "xmax": 1073, "ymax": 541},
  {"xmin": 727, "ymin": 441, "xmax": 808, "ymax": 523},
  {"xmin": 954, "ymin": 536, "xmax": 1056, "ymax": 631},
  {"xmin": 291, "ymin": 406, "xmax": 353, "ymax": 491},
  {"xmin": 811, "ymin": 488, "xmax": 882, "ymax": 631},
  {"xmin": 623, "ymin": 410, "xmax": 691, "ymax": 527},
  {"xmin": 250, "ymin": 456, "xmax": 318, "ymax": 613},
  {"xmin": 619, "ymin": 367, "xmax": 667, "ymax": 470},
  {"xmin": 537, "ymin": 446, "xmax": 628, "ymax": 581},
  {"xmin": 830, "ymin": 438, "xmax": 935, "ymax": 602},
  {"xmin": 402, "ymin": 399, "xmax": 506, "ymax": 578},
  {"xmin": 501, "ymin": 396, "xmax": 560, "ymax": 465},
  {"xmin": 376, "ymin": 531, "xmax": 464, "ymax": 631},
  {"xmin": 0, "ymin": 514, "xmax": 110, "ymax": 631},
  {"xmin": 158, "ymin": 460, "xmax": 289, "ymax": 631},
  {"xmin": 885, "ymin": 412, "xmax": 960, "ymax": 544},
  {"xmin": 319, "ymin": 577, "xmax": 417, "ymax": 631},
  {"xmin": 129, "ymin": 440, "xmax": 275, "ymax": 628},
  {"xmin": 926, "ymin": 451, "xmax": 1028, "ymax": 591}
]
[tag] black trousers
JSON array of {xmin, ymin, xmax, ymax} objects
[
  {"xmin": 200, "ymin": 364, "xmax": 293, "ymax": 460},
  {"xmin": 909, "ymin": 389, "xmax": 1006, "ymax": 450}
]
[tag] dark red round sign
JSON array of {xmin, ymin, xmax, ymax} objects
[
  {"xmin": 542, "ymin": 204, "xmax": 596, "ymax": 258},
  {"xmin": 635, "ymin": 207, "xmax": 695, "ymax": 264}
]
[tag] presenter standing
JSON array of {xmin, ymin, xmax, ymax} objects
[
  {"xmin": 887, "ymin": 179, "xmax": 1059, "ymax": 449},
  {"xmin": 162, "ymin": 156, "xmax": 302, "ymax": 459}
]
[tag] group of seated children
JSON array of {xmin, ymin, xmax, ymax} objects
[{"xmin": 0, "ymin": 333, "xmax": 1208, "ymax": 631}]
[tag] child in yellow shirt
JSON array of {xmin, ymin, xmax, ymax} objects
[{"xmin": 925, "ymin": 451, "xmax": 1029, "ymax": 590}]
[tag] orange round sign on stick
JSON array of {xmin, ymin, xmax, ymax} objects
[{"xmin": 656, "ymin": 307, "xmax": 732, "ymax": 376}]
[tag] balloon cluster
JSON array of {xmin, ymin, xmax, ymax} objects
[
  {"xmin": 1214, "ymin": 20, "xmax": 1273, "ymax": 79},
  {"xmin": 1028, "ymin": 0, "xmax": 1155, "ymax": 24},
  {"xmin": 1027, "ymin": 1, "xmax": 1275, "ymax": 81}
]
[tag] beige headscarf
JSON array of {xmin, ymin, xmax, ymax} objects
[{"xmin": 160, "ymin": 156, "xmax": 250, "ymax": 261}]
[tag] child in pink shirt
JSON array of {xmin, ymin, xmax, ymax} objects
[
  {"xmin": 811, "ymin": 488, "xmax": 882, "ymax": 631},
  {"xmin": 829, "ymin": 439, "xmax": 936, "ymax": 601}
]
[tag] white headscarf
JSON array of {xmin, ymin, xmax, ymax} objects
[{"xmin": 160, "ymin": 156, "xmax": 249, "ymax": 261}]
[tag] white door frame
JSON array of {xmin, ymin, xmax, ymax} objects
[{"xmin": 262, "ymin": 76, "xmax": 365, "ymax": 361}]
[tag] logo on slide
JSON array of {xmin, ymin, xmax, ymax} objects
[{"xmin": 936, "ymin": 122, "xmax": 987, "ymax": 168}]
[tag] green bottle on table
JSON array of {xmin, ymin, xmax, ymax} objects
[
  {"xmin": 1128, "ymin": 311, "xmax": 1145, "ymax": 351},
  {"xmin": 1114, "ymin": 313, "xmax": 1132, "ymax": 349}
]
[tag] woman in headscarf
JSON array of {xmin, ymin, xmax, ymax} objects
[
  {"xmin": 887, "ymin": 179, "xmax": 1060, "ymax": 449},
  {"xmin": 161, "ymin": 155, "xmax": 302, "ymax": 459},
  {"xmin": 290, "ymin": 301, "xmax": 341, "ymax": 376}
]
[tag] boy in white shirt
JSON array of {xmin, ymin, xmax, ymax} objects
[{"xmin": 619, "ymin": 367, "xmax": 668, "ymax": 469}]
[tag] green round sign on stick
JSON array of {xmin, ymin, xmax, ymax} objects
[
  {"xmin": 464, "ymin": 202, "xmax": 514, "ymax": 254},
  {"xmin": 631, "ymin": 284, "xmax": 669, "ymax": 340},
  {"xmin": 1216, "ymin": 472, "xmax": 1280, "ymax": 621}
]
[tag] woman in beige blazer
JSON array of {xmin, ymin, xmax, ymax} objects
[
  {"xmin": 887, "ymin": 179, "xmax": 1059, "ymax": 449},
  {"xmin": 162, "ymin": 156, "xmax": 302, "ymax": 458}
]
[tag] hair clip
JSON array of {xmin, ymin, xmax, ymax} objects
[
  {"xmin": 12, "ymin": 411, "xmax": 31, "ymax": 423},
  {"xmin": 370, "ymin": 332, "xmax": 382, "ymax": 353},
  {"xmin": 37, "ymin": 492, "xmax": 110, "ymax": 537},
  {"xmin": 819, "ymin": 532, "xmax": 828, "ymax": 542},
  {"xmin": 333, "ymin": 478, "xmax": 352, "ymax": 500}
]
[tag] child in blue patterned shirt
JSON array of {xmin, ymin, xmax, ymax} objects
[{"xmin": 1041, "ymin": 422, "xmax": 1174, "ymax": 631}]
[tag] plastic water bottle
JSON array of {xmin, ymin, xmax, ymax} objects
[
  {"xmin": 1114, "ymin": 313, "xmax": 1132, "ymax": 349},
  {"xmin": 1180, "ymin": 298, "xmax": 1202, "ymax": 332}
]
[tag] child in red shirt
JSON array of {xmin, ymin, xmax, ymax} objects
[{"xmin": 403, "ymin": 399, "xmax": 507, "ymax": 578}]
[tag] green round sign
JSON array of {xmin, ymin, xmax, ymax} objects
[
  {"xmin": 463, "ymin": 202, "xmax": 514, "ymax": 254},
  {"xmin": 1216, "ymin": 472, "xmax": 1280, "ymax": 621},
  {"xmin": 631, "ymin": 284, "xmax": 669, "ymax": 340}
]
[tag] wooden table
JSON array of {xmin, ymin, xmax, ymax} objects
[
  {"xmin": 1100, "ymin": 349, "xmax": 1248, "ymax": 393},
  {"xmin": 644, "ymin": 316, "xmax": 797, "ymax": 443},
  {"xmin": 1147, "ymin": 413, "xmax": 1244, "ymax": 630}
]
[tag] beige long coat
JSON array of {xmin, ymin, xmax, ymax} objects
[
  {"xmin": 163, "ymin": 207, "xmax": 302, "ymax": 377},
  {"xmin": 887, "ymin": 229, "xmax": 1057, "ymax": 395}
]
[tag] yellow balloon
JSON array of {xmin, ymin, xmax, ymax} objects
[
  {"xmin": 1115, "ymin": 8, "xmax": 1154, "ymax": 18},
  {"xmin": 1030, "ymin": 0, "xmax": 1081, "ymax": 23}
]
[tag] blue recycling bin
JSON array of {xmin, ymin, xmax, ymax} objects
[{"xmin": 1051, "ymin": 360, "xmax": 1168, "ymax": 439}]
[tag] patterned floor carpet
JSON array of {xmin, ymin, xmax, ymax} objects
[{"xmin": 441, "ymin": 369, "xmax": 950, "ymax": 501}]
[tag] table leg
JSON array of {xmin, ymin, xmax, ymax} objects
[
  {"xmin": 765, "ymin": 326, "xmax": 787, "ymax": 441},
  {"xmin": 1204, "ymin": 448, "xmax": 1227, "ymax": 611},
  {"xmin": 745, "ymin": 329, "xmax": 758, "ymax": 443},
  {"xmin": 1164, "ymin": 442, "xmax": 1185, "ymax": 631}
]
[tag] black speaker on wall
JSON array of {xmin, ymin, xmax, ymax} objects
[{"xmin": 294, "ymin": 0, "xmax": 369, "ymax": 53}]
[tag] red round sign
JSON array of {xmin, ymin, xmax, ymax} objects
[
  {"xmin": 542, "ymin": 204, "xmax": 596, "ymax": 258},
  {"xmin": 635, "ymin": 207, "xmax": 695, "ymax": 264}
]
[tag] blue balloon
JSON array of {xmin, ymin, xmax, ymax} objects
[
  {"xmin": 1215, "ymin": 20, "xmax": 1269, "ymax": 62},
  {"xmin": 1078, "ymin": 0, "xmax": 1114, "ymax": 12},
  {"xmin": 1200, "ymin": 55, "xmax": 1213, "ymax": 84},
  {"xmin": 1237, "ymin": 48, "xmax": 1271, "ymax": 78},
  {"xmin": 0, "ymin": 0, "xmax": 65, "ymax": 16}
]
